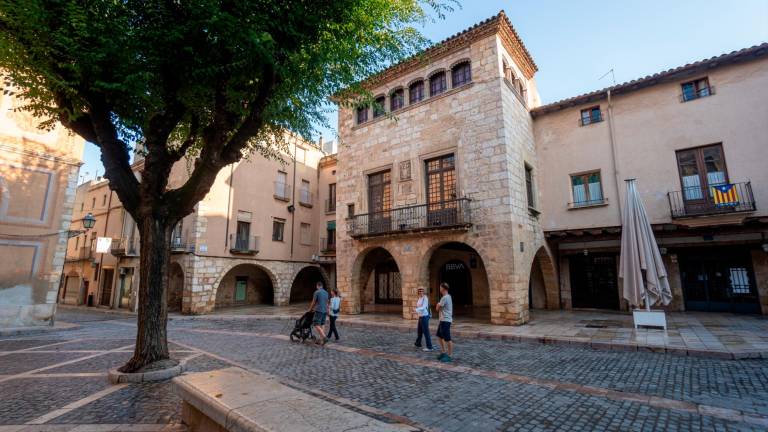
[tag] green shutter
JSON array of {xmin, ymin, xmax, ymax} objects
[{"xmin": 327, "ymin": 220, "xmax": 336, "ymax": 230}]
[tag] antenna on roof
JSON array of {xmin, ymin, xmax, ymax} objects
[{"xmin": 599, "ymin": 68, "xmax": 616, "ymax": 86}]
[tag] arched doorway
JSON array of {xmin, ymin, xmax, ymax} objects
[
  {"xmin": 168, "ymin": 263, "xmax": 184, "ymax": 312},
  {"xmin": 357, "ymin": 247, "xmax": 402, "ymax": 314},
  {"xmin": 290, "ymin": 266, "xmax": 328, "ymax": 304},
  {"xmin": 427, "ymin": 242, "xmax": 489, "ymax": 320},
  {"xmin": 529, "ymin": 246, "xmax": 558, "ymax": 311},
  {"xmin": 215, "ymin": 264, "xmax": 274, "ymax": 309}
]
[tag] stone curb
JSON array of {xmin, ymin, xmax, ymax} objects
[
  {"xmin": 108, "ymin": 360, "xmax": 186, "ymax": 384},
  {"xmin": 0, "ymin": 321, "xmax": 80, "ymax": 337},
  {"xmin": 183, "ymin": 313, "xmax": 768, "ymax": 361}
]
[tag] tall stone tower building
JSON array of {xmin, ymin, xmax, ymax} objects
[{"xmin": 335, "ymin": 12, "xmax": 558, "ymax": 325}]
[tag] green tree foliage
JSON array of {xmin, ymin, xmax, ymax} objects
[{"xmin": 0, "ymin": 0, "xmax": 450, "ymax": 372}]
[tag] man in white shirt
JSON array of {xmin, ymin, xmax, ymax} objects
[{"xmin": 413, "ymin": 287, "xmax": 434, "ymax": 351}]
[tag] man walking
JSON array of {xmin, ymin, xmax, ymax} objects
[
  {"xmin": 414, "ymin": 287, "xmax": 434, "ymax": 351},
  {"xmin": 435, "ymin": 282, "xmax": 454, "ymax": 362},
  {"xmin": 307, "ymin": 281, "xmax": 329, "ymax": 345}
]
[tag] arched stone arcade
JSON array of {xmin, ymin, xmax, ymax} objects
[{"xmin": 214, "ymin": 263, "xmax": 275, "ymax": 309}]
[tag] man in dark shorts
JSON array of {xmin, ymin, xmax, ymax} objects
[
  {"xmin": 308, "ymin": 282, "xmax": 329, "ymax": 345},
  {"xmin": 435, "ymin": 282, "xmax": 454, "ymax": 362}
]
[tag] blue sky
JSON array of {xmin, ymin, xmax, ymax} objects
[{"xmin": 78, "ymin": 0, "xmax": 768, "ymax": 182}]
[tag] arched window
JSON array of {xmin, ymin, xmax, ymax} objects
[
  {"xmin": 503, "ymin": 60, "xmax": 514, "ymax": 82},
  {"xmin": 373, "ymin": 95, "xmax": 386, "ymax": 118},
  {"xmin": 356, "ymin": 106, "xmax": 368, "ymax": 124},
  {"xmin": 409, "ymin": 80, "xmax": 424, "ymax": 104},
  {"xmin": 429, "ymin": 71, "xmax": 447, "ymax": 97},
  {"xmin": 390, "ymin": 88, "xmax": 404, "ymax": 111},
  {"xmin": 451, "ymin": 61, "xmax": 472, "ymax": 87}
]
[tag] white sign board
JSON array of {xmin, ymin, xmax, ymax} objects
[{"xmin": 95, "ymin": 237, "xmax": 112, "ymax": 254}]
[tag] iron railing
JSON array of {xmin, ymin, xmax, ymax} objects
[
  {"xmin": 668, "ymin": 181, "xmax": 755, "ymax": 218},
  {"xmin": 170, "ymin": 231, "xmax": 194, "ymax": 253},
  {"xmin": 320, "ymin": 237, "xmax": 336, "ymax": 253},
  {"xmin": 66, "ymin": 246, "xmax": 94, "ymax": 262},
  {"xmin": 568, "ymin": 198, "xmax": 608, "ymax": 209},
  {"xmin": 229, "ymin": 234, "xmax": 260, "ymax": 254},
  {"xmin": 299, "ymin": 190, "xmax": 313, "ymax": 207},
  {"xmin": 348, "ymin": 198, "xmax": 471, "ymax": 238},
  {"xmin": 110, "ymin": 238, "xmax": 139, "ymax": 256},
  {"xmin": 273, "ymin": 182, "xmax": 291, "ymax": 201},
  {"xmin": 680, "ymin": 85, "xmax": 715, "ymax": 102},
  {"xmin": 325, "ymin": 198, "xmax": 336, "ymax": 213}
]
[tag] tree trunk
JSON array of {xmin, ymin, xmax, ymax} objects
[{"xmin": 118, "ymin": 216, "xmax": 174, "ymax": 373}]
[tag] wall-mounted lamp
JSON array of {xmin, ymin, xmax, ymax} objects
[{"xmin": 82, "ymin": 213, "xmax": 96, "ymax": 229}]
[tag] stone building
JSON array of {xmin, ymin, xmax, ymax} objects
[
  {"xmin": 61, "ymin": 137, "xmax": 338, "ymax": 314},
  {"xmin": 335, "ymin": 11, "xmax": 768, "ymax": 324},
  {"xmin": 335, "ymin": 12, "xmax": 554, "ymax": 325},
  {"xmin": 533, "ymin": 43, "xmax": 768, "ymax": 315},
  {"xmin": 0, "ymin": 91, "xmax": 84, "ymax": 328}
]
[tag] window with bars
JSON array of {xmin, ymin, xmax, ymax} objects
[
  {"xmin": 451, "ymin": 62, "xmax": 472, "ymax": 87},
  {"xmin": 409, "ymin": 80, "xmax": 424, "ymax": 104},
  {"xmin": 390, "ymin": 89, "xmax": 404, "ymax": 111},
  {"xmin": 373, "ymin": 95, "xmax": 386, "ymax": 118},
  {"xmin": 571, "ymin": 171, "xmax": 604, "ymax": 207},
  {"xmin": 429, "ymin": 72, "xmax": 446, "ymax": 97},
  {"xmin": 580, "ymin": 106, "xmax": 602, "ymax": 126},
  {"xmin": 681, "ymin": 77, "xmax": 711, "ymax": 102}
]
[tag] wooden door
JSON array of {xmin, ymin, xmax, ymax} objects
[
  {"xmin": 367, "ymin": 170, "xmax": 392, "ymax": 233},
  {"xmin": 425, "ymin": 154, "xmax": 457, "ymax": 226}
]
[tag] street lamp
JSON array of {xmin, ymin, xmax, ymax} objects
[{"xmin": 82, "ymin": 213, "xmax": 96, "ymax": 229}]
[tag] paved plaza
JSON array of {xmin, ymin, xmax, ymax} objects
[{"xmin": 1, "ymin": 308, "xmax": 768, "ymax": 431}]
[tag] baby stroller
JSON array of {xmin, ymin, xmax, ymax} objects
[{"xmin": 290, "ymin": 311, "xmax": 315, "ymax": 343}]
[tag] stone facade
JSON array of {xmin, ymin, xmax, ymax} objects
[{"xmin": 336, "ymin": 16, "xmax": 557, "ymax": 325}]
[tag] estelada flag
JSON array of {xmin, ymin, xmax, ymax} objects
[{"xmin": 712, "ymin": 184, "xmax": 739, "ymax": 207}]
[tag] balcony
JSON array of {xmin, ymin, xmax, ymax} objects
[
  {"xmin": 110, "ymin": 238, "xmax": 139, "ymax": 257},
  {"xmin": 325, "ymin": 198, "xmax": 336, "ymax": 214},
  {"xmin": 274, "ymin": 182, "xmax": 291, "ymax": 201},
  {"xmin": 170, "ymin": 234, "xmax": 193, "ymax": 253},
  {"xmin": 299, "ymin": 190, "xmax": 313, "ymax": 208},
  {"xmin": 320, "ymin": 237, "xmax": 336, "ymax": 253},
  {"xmin": 66, "ymin": 246, "xmax": 94, "ymax": 262},
  {"xmin": 348, "ymin": 198, "xmax": 472, "ymax": 238},
  {"xmin": 229, "ymin": 234, "xmax": 260, "ymax": 255},
  {"xmin": 668, "ymin": 181, "xmax": 756, "ymax": 218}
]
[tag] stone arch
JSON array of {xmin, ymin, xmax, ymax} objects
[
  {"xmin": 351, "ymin": 246, "xmax": 403, "ymax": 314},
  {"xmin": 528, "ymin": 245, "xmax": 559, "ymax": 310},
  {"xmin": 419, "ymin": 240, "xmax": 492, "ymax": 320},
  {"xmin": 213, "ymin": 262, "xmax": 276, "ymax": 309},
  {"xmin": 168, "ymin": 262, "xmax": 184, "ymax": 312},
  {"xmin": 289, "ymin": 265, "xmax": 331, "ymax": 304}
]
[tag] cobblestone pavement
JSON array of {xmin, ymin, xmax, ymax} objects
[{"xmin": 0, "ymin": 308, "xmax": 767, "ymax": 431}]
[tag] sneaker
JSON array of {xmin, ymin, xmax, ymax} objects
[
  {"xmin": 321, "ymin": 337, "xmax": 329, "ymax": 346},
  {"xmin": 437, "ymin": 352, "xmax": 447, "ymax": 360},
  {"xmin": 422, "ymin": 347, "xmax": 435, "ymax": 352},
  {"xmin": 414, "ymin": 343, "xmax": 422, "ymax": 348},
  {"xmin": 440, "ymin": 355, "xmax": 453, "ymax": 363}
]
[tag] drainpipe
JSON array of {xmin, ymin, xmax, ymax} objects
[
  {"xmin": 98, "ymin": 189, "xmax": 113, "ymax": 307},
  {"xmin": 224, "ymin": 163, "xmax": 235, "ymax": 248},
  {"xmin": 290, "ymin": 142, "xmax": 297, "ymax": 258},
  {"xmin": 606, "ymin": 89, "xmax": 623, "ymax": 221}
]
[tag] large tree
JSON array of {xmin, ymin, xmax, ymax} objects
[{"xmin": 0, "ymin": 0, "xmax": 448, "ymax": 372}]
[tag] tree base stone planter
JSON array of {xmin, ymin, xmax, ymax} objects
[{"xmin": 108, "ymin": 360, "xmax": 184, "ymax": 384}]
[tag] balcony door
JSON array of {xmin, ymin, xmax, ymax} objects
[
  {"xmin": 425, "ymin": 154, "xmax": 457, "ymax": 226},
  {"xmin": 676, "ymin": 144, "xmax": 729, "ymax": 213},
  {"xmin": 367, "ymin": 170, "xmax": 392, "ymax": 234}
]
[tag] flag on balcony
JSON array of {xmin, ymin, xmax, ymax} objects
[{"xmin": 712, "ymin": 184, "xmax": 739, "ymax": 207}]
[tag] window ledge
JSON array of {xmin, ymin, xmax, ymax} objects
[
  {"xmin": 352, "ymin": 82, "xmax": 474, "ymax": 130},
  {"xmin": 273, "ymin": 195, "xmax": 290, "ymax": 202},
  {"xmin": 568, "ymin": 200, "xmax": 609, "ymax": 210},
  {"xmin": 503, "ymin": 78, "xmax": 527, "ymax": 108},
  {"xmin": 579, "ymin": 119, "xmax": 604, "ymax": 127},
  {"xmin": 299, "ymin": 202, "xmax": 313, "ymax": 208}
]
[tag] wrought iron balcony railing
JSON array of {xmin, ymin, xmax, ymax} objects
[
  {"xmin": 170, "ymin": 232, "xmax": 194, "ymax": 253},
  {"xmin": 273, "ymin": 182, "xmax": 291, "ymax": 201},
  {"xmin": 325, "ymin": 198, "xmax": 336, "ymax": 214},
  {"xmin": 299, "ymin": 190, "xmax": 313, "ymax": 207},
  {"xmin": 229, "ymin": 234, "xmax": 260, "ymax": 255},
  {"xmin": 67, "ymin": 246, "xmax": 94, "ymax": 262},
  {"xmin": 110, "ymin": 238, "xmax": 139, "ymax": 256},
  {"xmin": 320, "ymin": 237, "xmax": 336, "ymax": 253},
  {"xmin": 668, "ymin": 181, "xmax": 755, "ymax": 218},
  {"xmin": 348, "ymin": 198, "xmax": 472, "ymax": 238}
]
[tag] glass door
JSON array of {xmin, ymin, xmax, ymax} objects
[
  {"xmin": 676, "ymin": 144, "xmax": 728, "ymax": 214},
  {"xmin": 367, "ymin": 170, "xmax": 392, "ymax": 234},
  {"xmin": 425, "ymin": 154, "xmax": 457, "ymax": 226}
]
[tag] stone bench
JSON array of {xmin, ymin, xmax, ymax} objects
[{"xmin": 173, "ymin": 367, "xmax": 413, "ymax": 432}]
